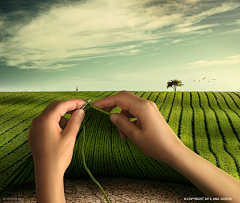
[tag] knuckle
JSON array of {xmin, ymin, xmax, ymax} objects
[
  {"xmin": 150, "ymin": 101, "xmax": 157, "ymax": 107},
  {"xmin": 142, "ymin": 100, "xmax": 152, "ymax": 106},
  {"xmin": 118, "ymin": 90, "xmax": 128, "ymax": 96},
  {"xmin": 142, "ymin": 100, "xmax": 156, "ymax": 110}
]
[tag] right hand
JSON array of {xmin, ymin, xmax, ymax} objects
[{"xmin": 91, "ymin": 91, "xmax": 186, "ymax": 166}]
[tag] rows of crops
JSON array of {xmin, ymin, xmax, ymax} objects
[{"xmin": 0, "ymin": 91, "xmax": 240, "ymax": 195}]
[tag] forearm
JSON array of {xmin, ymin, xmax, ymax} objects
[
  {"xmin": 34, "ymin": 164, "xmax": 66, "ymax": 203},
  {"xmin": 168, "ymin": 145, "xmax": 240, "ymax": 202}
]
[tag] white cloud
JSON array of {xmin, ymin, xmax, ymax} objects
[
  {"xmin": 172, "ymin": 39, "xmax": 183, "ymax": 43},
  {"xmin": 175, "ymin": 24, "xmax": 216, "ymax": 33},
  {"xmin": 1, "ymin": 0, "xmax": 239, "ymax": 71},
  {"xmin": 187, "ymin": 55, "xmax": 240, "ymax": 67},
  {"xmin": 228, "ymin": 19, "xmax": 240, "ymax": 25},
  {"xmin": 175, "ymin": 2, "xmax": 239, "ymax": 28}
]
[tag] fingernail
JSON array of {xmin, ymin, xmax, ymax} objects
[{"xmin": 77, "ymin": 109, "xmax": 85, "ymax": 121}]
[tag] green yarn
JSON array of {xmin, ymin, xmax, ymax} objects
[{"xmin": 81, "ymin": 100, "xmax": 110, "ymax": 203}]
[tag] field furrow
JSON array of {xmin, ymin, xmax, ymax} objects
[
  {"xmin": 0, "ymin": 93, "xmax": 49, "ymax": 118},
  {"xmin": 155, "ymin": 92, "xmax": 167, "ymax": 110},
  {"xmin": 0, "ymin": 92, "xmax": 19, "ymax": 101},
  {"xmin": 0, "ymin": 93, "xmax": 59, "ymax": 133},
  {"xmin": 0, "ymin": 142, "xmax": 30, "ymax": 175},
  {"xmin": 201, "ymin": 92, "xmax": 239, "ymax": 178},
  {"xmin": 0, "ymin": 92, "xmax": 27, "ymax": 107},
  {"xmin": 213, "ymin": 92, "xmax": 240, "ymax": 143},
  {"xmin": 0, "ymin": 93, "xmax": 54, "ymax": 125},
  {"xmin": 168, "ymin": 92, "xmax": 182, "ymax": 136},
  {"xmin": 0, "ymin": 152, "xmax": 32, "ymax": 194},
  {"xmin": 140, "ymin": 91, "xmax": 152, "ymax": 100},
  {"xmin": 159, "ymin": 92, "xmax": 175, "ymax": 122},
  {"xmin": 179, "ymin": 92, "xmax": 194, "ymax": 151},
  {"xmin": 205, "ymin": 92, "xmax": 240, "ymax": 178},
  {"xmin": 191, "ymin": 92, "xmax": 217, "ymax": 165},
  {"xmin": 148, "ymin": 92, "xmax": 160, "ymax": 103},
  {"xmin": 226, "ymin": 92, "xmax": 240, "ymax": 109}
]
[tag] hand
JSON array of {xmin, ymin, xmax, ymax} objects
[
  {"xmin": 28, "ymin": 99, "xmax": 86, "ymax": 203},
  {"xmin": 91, "ymin": 90, "xmax": 185, "ymax": 166}
]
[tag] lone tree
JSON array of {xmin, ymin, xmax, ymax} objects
[{"xmin": 167, "ymin": 79, "xmax": 184, "ymax": 91}]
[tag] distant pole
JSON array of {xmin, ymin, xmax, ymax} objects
[{"xmin": 76, "ymin": 86, "xmax": 78, "ymax": 91}]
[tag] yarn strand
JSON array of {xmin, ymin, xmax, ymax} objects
[{"xmin": 81, "ymin": 118, "xmax": 111, "ymax": 203}]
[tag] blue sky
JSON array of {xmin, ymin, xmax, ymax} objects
[{"xmin": 0, "ymin": 0, "xmax": 240, "ymax": 92}]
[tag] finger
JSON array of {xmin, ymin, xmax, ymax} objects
[
  {"xmin": 39, "ymin": 100, "xmax": 61, "ymax": 117},
  {"xmin": 120, "ymin": 109, "xmax": 135, "ymax": 118},
  {"xmin": 110, "ymin": 113, "xmax": 141, "ymax": 141},
  {"xmin": 62, "ymin": 109, "xmax": 85, "ymax": 142},
  {"xmin": 91, "ymin": 103, "xmax": 117, "ymax": 113},
  {"xmin": 132, "ymin": 119, "xmax": 142, "ymax": 128},
  {"xmin": 91, "ymin": 91, "xmax": 145, "ymax": 119},
  {"xmin": 48, "ymin": 99, "xmax": 86, "ymax": 123},
  {"xmin": 117, "ymin": 128, "xmax": 128, "ymax": 140},
  {"xmin": 59, "ymin": 116, "xmax": 68, "ymax": 129}
]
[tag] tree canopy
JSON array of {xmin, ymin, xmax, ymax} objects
[{"xmin": 167, "ymin": 79, "xmax": 184, "ymax": 91}]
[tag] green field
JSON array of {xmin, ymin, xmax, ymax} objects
[{"xmin": 0, "ymin": 91, "xmax": 240, "ymax": 195}]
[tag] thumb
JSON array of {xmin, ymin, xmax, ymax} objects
[
  {"xmin": 62, "ymin": 109, "xmax": 85, "ymax": 140},
  {"xmin": 110, "ymin": 113, "xmax": 140, "ymax": 140}
]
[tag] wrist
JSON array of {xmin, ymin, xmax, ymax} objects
[
  {"xmin": 166, "ymin": 142, "xmax": 193, "ymax": 171},
  {"xmin": 34, "ymin": 163, "xmax": 65, "ymax": 203}
]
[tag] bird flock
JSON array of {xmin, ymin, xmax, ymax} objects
[{"xmin": 193, "ymin": 77, "xmax": 216, "ymax": 82}]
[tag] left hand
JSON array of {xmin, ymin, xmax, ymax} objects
[{"xmin": 28, "ymin": 99, "xmax": 86, "ymax": 176}]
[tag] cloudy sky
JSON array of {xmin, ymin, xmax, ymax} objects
[{"xmin": 0, "ymin": 0, "xmax": 240, "ymax": 92}]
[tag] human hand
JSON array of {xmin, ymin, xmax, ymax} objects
[
  {"xmin": 28, "ymin": 99, "xmax": 86, "ymax": 203},
  {"xmin": 28, "ymin": 99, "xmax": 86, "ymax": 176},
  {"xmin": 91, "ymin": 91, "xmax": 185, "ymax": 166}
]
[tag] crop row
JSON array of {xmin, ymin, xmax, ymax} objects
[
  {"xmin": 0, "ymin": 93, "xmax": 47, "ymax": 117},
  {"xmin": 0, "ymin": 154, "xmax": 34, "ymax": 195},
  {"xmin": 148, "ymin": 92, "xmax": 161, "ymax": 103},
  {"xmin": 0, "ymin": 92, "xmax": 18, "ymax": 102},
  {"xmin": 179, "ymin": 92, "xmax": 194, "ymax": 151},
  {"xmin": 159, "ymin": 92, "xmax": 175, "ymax": 122},
  {"xmin": 168, "ymin": 92, "xmax": 182, "ymax": 137},
  {"xmin": 0, "ymin": 93, "xmax": 54, "ymax": 125},
  {"xmin": 0, "ymin": 92, "xmax": 29, "ymax": 106},
  {"xmin": 214, "ymin": 92, "xmax": 240, "ymax": 143},
  {"xmin": 0, "ymin": 95, "xmax": 59, "ymax": 142},
  {"xmin": 199, "ymin": 92, "xmax": 239, "ymax": 179},
  {"xmin": 204, "ymin": 92, "xmax": 240, "ymax": 178},
  {"xmin": 191, "ymin": 92, "xmax": 217, "ymax": 165},
  {"xmin": 0, "ymin": 97, "xmax": 65, "ymax": 169},
  {"xmin": 155, "ymin": 92, "xmax": 167, "ymax": 110}
]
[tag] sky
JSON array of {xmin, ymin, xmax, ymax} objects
[{"xmin": 0, "ymin": 0, "xmax": 240, "ymax": 92}]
